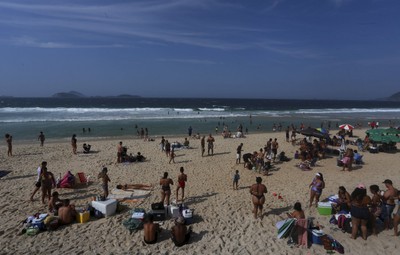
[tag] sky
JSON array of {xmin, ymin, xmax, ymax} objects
[{"xmin": 0, "ymin": 0, "xmax": 399, "ymax": 99}]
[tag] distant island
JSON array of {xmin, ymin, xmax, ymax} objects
[
  {"xmin": 52, "ymin": 91, "xmax": 141, "ymax": 98},
  {"xmin": 387, "ymin": 91, "xmax": 400, "ymax": 101}
]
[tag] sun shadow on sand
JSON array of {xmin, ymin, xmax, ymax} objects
[
  {"xmin": 210, "ymin": 151, "xmax": 231, "ymax": 156},
  {"xmin": 1, "ymin": 173, "xmax": 36, "ymax": 181},
  {"xmin": 267, "ymin": 206, "xmax": 292, "ymax": 216},
  {"xmin": 185, "ymin": 192, "xmax": 218, "ymax": 206},
  {"xmin": 175, "ymin": 160, "xmax": 192, "ymax": 164}
]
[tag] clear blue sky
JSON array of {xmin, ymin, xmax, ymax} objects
[{"xmin": 0, "ymin": 0, "xmax": 399, "ymax": 99}]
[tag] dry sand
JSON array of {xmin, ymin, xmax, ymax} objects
[{"xmin": 0, "ymin": 129, "xmax": 399, "ymax": 255}]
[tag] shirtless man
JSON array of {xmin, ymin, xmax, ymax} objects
[
  {"xmin": 29, "ymin": 161, "xmax": 47, "ymax": 201},
  {"xmin": 176, "ymin": 167, "xmax": 187, "ymax": 201},
  {"xmin": 250, "ymin": 177, "xmax": 268, "ymax": 219},
  {"xmin": 200, "ymin": 136, "xmax": 205, "ymax": 157},
  {"xmin": 271, "ymin": 138, "xmax": 279, "ymax": 162},
  {"xmin": 38, "ymin": 131, "xmax": 45, "ymax": 146},
  {"xmin": 5, "ymin": 134, "xmax": 12, "ymax": 156},
  {"xmin": 71, "ymin": 134, "xmax": 77, "ymax": 154},
  {"xmin": 160, "ymin": 172, "xmax": 174, "ymax": 205},
  {"xmin": 143, "ymin": 214, "xmax": 161, "ymax": 244},
  {"xmin": 58, "ymin": 199, "xmax": 77, "ymax": 225},
  {"xmin": 207, "ymin": 134, "xmax": 215, "ymax": 156},
  {"xmin": 381, "ymin": 179, "xmax": 398, "ymax": 230},
  {"xmin": 171, "ymin": 216, "xmax": 192, "ymax": 247},
  {"xmin": 117, "ymin": 141, "xmax": 123, "ymax": 163}
]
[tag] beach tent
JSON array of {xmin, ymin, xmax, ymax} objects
[{"xmin": 57, "ymin": 171, "xmax": 75, "ymax": 188}]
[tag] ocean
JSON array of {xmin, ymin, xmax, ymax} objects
[{"xmin": 1, "ymin": 97, "xmax": 400, "ymax": 142}]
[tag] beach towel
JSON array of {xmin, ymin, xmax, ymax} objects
[
  {"xmin": 276, "ymin": 219, "xmax": 296, "ymax": 239},
  {"xmin": 296, "ymin": 219, "xmax": 308, "ymax": 247},
  {"xmin": 108, "ymin": 188, "xmax": 151, "ymax": 204}
]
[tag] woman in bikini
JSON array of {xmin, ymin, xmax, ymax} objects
[
  {"xmin": 309, "ymin": 173, "xmax": 325, "ymax": 207},
  {"xmin": 250, "ymin": 177, "xmax": 267, "ymax": 219},
  {"xmin": 160, "ymin": 172, "xmax": 173, "ymax": 205}
]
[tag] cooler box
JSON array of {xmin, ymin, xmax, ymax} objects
[
  {"xmin": 76, "ymin": 211, "xmax": 90, "ymax": 223},
  {"xmin": 310, "ymin": 230, "xmax": 324, "ymax": 245},
  {"xmin": 169, "ymin": 205, "xmax": 181, "ymax": 218},
  {"xmin": 317, "ymin": 202, "xmax": 332, "ymax": 215},
  {"xmin": 182, "ymin": 209, "xmax": 194, "ymax": 225},
  {"xmin": 150, "ymin": 209, "xmax": 166, "ymax": 221},
  {"xmin": 91, "ymin": 199, "xmax": 117, "ymax": 217}
]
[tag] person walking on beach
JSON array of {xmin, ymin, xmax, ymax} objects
[
  {"xmin": 165, "ymin": 140, "xmax": 171, "ymax": 158},
  {"xmin": 71, "ymin": 134, "xmax": 77, "ymax": 155},
  {"xmin": 285, "ymin": 127, "xmax": 290, "ymax": 142},
  {"xmin": 30, "ymin": 161, "xmax": 47, "ymax": 201},
  {"xmin": 200, "ymin": 136, "xmax": 205, "ymax": 157},
  {"xmin": 250, "ymin": 177, "xmax": 267, "ymax": 219},
  {"xmin": 176, "ymin": 167, "xmax": 187, "ymax": 201},
  {"xmin": 236, "ymin": 143, "xmax": 243, "ymax": 164},
  {"xmin": 309, "ymin": 173, "xmax": 325, "ymax": 207},
  {"xmin": 160, "ymin": 136, "xmax": 165, "ymax": 152},
  {"xmin": 233, "ymin": 170, "xmax": 240, "ymax": 190},
  {"xmin": 5, "ymin": 133, "xmax": 12, "ymax": 156},
  {"xmin": 38, "ymin": 131, "xmax": 45, "ymax": 146},
  {"xmin": 169, "ymin": 148, "xmax": 176, "ymax": 164},
  {"xmin": 188, "ymin": 126, "xmax": 193, "ymax": 137},
  {"xmin": 117, "ymin": 141, "xmax": 123, "ymax": 163},
  {"xmin": 271, "ymin": 138, "xmax": 279, "ymax": 162},
  {"xmin": 207, "ymin": 134, "xmax": 215, "ymax": 156},
  {"xmin": 40, "ymin": 166, "xmax": 56, "ymax": 204},
  {"xmin": 98, "ymin": 167, "xmax": 111, "ymax": 199},
  {"xmin": 160, "ymin": 172, "xmax": 173, "ymax": 205}
]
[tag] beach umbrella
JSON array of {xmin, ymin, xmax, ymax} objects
[
  {"xmin": 339, "ymin": 124, "xmax": 354, "ymax": 130},
  {"xmin": 316, "ymin": 128, "xmax": 329, "ymax": 134},
  {"xmin": 367, "ymin": 128, "xmax": 400, "ymax": 136},
  {"xmin": 297, "ymin": 127, "xmax": 329, "ymax": 139}
]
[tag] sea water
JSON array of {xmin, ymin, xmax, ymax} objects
[{"xmin": 0, "ymin": 97, "xmax": 399, "ymax": 142}]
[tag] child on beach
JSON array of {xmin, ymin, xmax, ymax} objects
[
  {"xmin": 169, "ymin": 148, "xmax": 175, "ymax": 164},
  {"xmin": 98, "ymin": 167, "xmax": 111, "ymax": 199},
  {"xmin": 233, "ymin": 170, "xmax": 240, "ymax": 190}
]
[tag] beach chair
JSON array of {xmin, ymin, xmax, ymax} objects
[{"xmin": 77, "ymin": 172, "xmax": 90, "ymax": 185}]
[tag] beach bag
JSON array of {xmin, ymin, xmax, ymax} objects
[
  {"xmin": 321, "ymin": 235, "xmax": 333, "ymax": 251},
  {"xmin": 332, "ymin": 238, "xmax": 345, "ymax": 254},
  {"xmin": 26, "ymin": 226, "xmax": 40, "ymax": 236},
  {"xmin": 151, "ymin": 202, "xmax": 164, "ymax": 210},
  {"xmin": 122, "ymin": 218, "xmax": 143, "ymax": 233},
  {"xmin": 337, "ymin": 215, "xmax": 351, "ymax": 233}
]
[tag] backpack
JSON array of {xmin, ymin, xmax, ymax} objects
[{"xmin": 337, "ymin": 215, "xmax": 351, "ymax": 233}]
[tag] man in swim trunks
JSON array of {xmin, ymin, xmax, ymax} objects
[
  {"xmin": 160, "ymin": 172, "xmax": 174, "ymax": 205},
  {"xmin": 250, "ymin": 177, "xmax": 268, "ymax": 219},
  {"xmin": 38, "ymin": 131, "xmax": 45, "ymax": 147},
  {"xmin": 117, "ymin": 141, "xmax": 123, "ymax": 163},
  {"xmin": 207, "ymin": 134, "xmax": 215, "ymax": 156},
  {"xmin": 171, "ymin": 216, "xmax": 192, "ymax": 247},
  {"xmin": 58, "ymin": 199, "xmax": 77, "ymax": 225},
  {"xmin": 381, "ymin": 179, "xmax": 398, "ymax": 230},
  {"xmin": 236, "ymin": 143, "xmax": 243, "ymax": 164},
  {"xmin": 200, "ymin": 136, "xmax": 205, "ymax": 157},
  {"xmin": 30, "ymin": 161, "xmax": 47, "ymax": 201},
  {"xmin": 176, "ymin": 167, "xmax": 187, "ymax": 202}
]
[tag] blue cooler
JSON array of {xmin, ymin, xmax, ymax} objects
[{"xmin": 311, "ymin": 230, "xmax": 324, "ymax": 245}]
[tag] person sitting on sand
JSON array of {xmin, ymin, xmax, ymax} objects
[
  {"xmin": 183, "ymin": 138, "xmax": 190, "ymax": 147},
  {"xmin": 160, "ymin": 172, "xmax": 173, "ymax": 205},
  {"xmin": 48, "ymin": 191, "xmax": 63, "ymax": 215},
  {"xmin": 171, "ymin": 216, "xmax": 192, "ymax": 247},
  {"xmin": 287, "ymin": 202, "xmax": 305, "ymax": 219},
  {"xmin": 83, "ymin": 143, "xmax": 91, "ymax": 153},
  {"xmin": 143, "ymin": 214, "xmax": 161, "ymax": 244},
  {"xmin": 250, "ymin": 177, "xmax": 268, "ymax": 219},
  {"xmin": 58, "ymin": 199, "xmax": 77, "ymax": 225},
  {"xmin": 335, "ymin": 186, "xmax": 351, "ymax": 212},
  {"xmin": 136, "ymin": 152, "xmax": 146, "ymax": 162}
]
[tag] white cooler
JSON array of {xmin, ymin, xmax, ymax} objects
[{"xmin": 91, "ymin": 199, "xmax": 117, "ymax": 217}]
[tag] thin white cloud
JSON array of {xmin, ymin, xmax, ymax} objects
[
  {"xmin": 157, "ymin": 58, "xmax": 218, "ymax": 64},
  {"xmin": 0, "ymin": 0, "xmax": 319, "ymax": 58}
]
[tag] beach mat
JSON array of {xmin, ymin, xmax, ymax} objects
[
  {"xmin": 108, "ymin": 188, "xmax": 151, "ymax": 204},
  {"xmin": 0, "ymin": 170, "xmax": 12, "ymax": 178}
]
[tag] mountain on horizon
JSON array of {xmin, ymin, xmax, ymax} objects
[
  {"xmin": 387, "ymin": 91, "xmax": 400, "ymax": 101},
  {"xmin": 52, "ymin": 91, "xmax": 86, "ymax": 98}
]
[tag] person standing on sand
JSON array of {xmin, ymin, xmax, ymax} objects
[
  {"xmin": 236, "ymin": 143, "xmax": 243, "ymax": 164},
  {"xmin": 160, "ymin": 136, "xmax": 165, "ymax": 152},
  {"xmin": 381, "ymin": 179, "xmax": 398, "ymax": 231},
  {"xmin": 271, "ymin": 138, "xmax": 279, "ymax": 162},
  {"xmin": 117, "ymin": 141, "xmax": 123, "ymax": 163},
  {"xmin": 38, "ymin": 131, "xmax": 45, "ymax": 146},
  {"xmin": 207, "ymin": 134, "xmax": 215, "ymax": 156},
  {"xmin": 233, "ymin": 170, "xmax": 240, "ymax": 190},
  {"xmin": 188, "ymin": 126, "xmax": 193, "ymax": 137},
  {"xmin": 98, "ymin": 167, "xmax": 111, "ymax": 199},
  {"xmin": 71, "ymin": 134, "xmax": 77, "ymax": 154},
  {"xmin": 30, "ymin": 161, "xmax": 47, "ymax": 201},
  {"xmin": 5, "ymin": 133, "xmax": 12, "ymax": 156},
  {"xmin": 250, "ymin": 177, "xmax": 267, "ymax": 219},
  {"xmin": 165, "ymin": 140, "xmax": 171, "ymax": 158},
  {"xmin": 160, "ymin": 172, "xmax": 173, "ymax": 205},
  {"xmin": 309, "ymin": 173, "xmax": 325, "ymax": 207},
  {"xmin": 200, "ymin": 136, "xmax": 205, "ymax": 157},
  {"xmin": 169, "ymin": 148, "xmax": 176, "ymax": 164},
  {"xmin": 40, "ymin": 166, "xmax": 56, "ymax": 204},
  {"xmin": 176, "ymin": 167, "xmax": 187, "ymax": 201}
]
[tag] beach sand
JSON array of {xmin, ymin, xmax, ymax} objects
[{"xmin": 0, "ymin": 129, "xmax": 399, "ymax": 255}]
